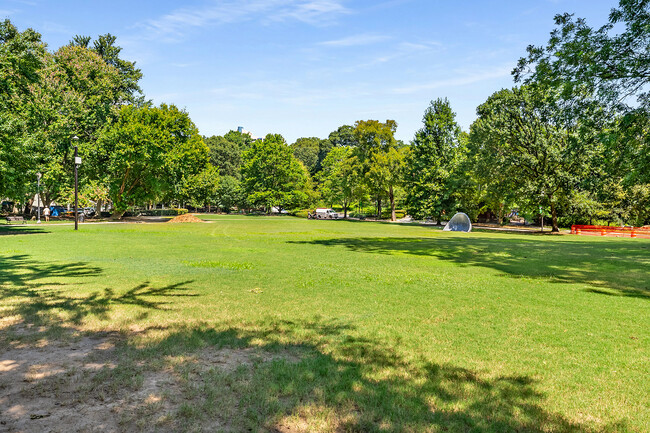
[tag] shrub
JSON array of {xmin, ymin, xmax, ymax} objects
[{"xmin": 290, "ymin": 209, "xmax": 310, "ymax": 218}]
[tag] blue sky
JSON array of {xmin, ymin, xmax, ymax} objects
[{"xmin": 4, "ymin": 0, "xmax": 617, "ymax": 143}]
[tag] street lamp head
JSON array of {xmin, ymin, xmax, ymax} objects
[{"xmin": 72, "ymin": 136, "xmax": 82, "ymax": 166}]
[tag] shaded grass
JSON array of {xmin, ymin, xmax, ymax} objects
[
  {"xmin": 0, "ymin": 216, "xmax": 648, "ymax": 432},
  {"xmin": 288, "ymin": 235, "xmax": 650, "ymax": 298}
]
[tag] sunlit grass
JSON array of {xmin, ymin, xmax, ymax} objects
[{"xmin": 1, "ymin": 215, "xmax": 648, "ymax": 432}]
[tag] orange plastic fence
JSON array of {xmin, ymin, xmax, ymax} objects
[{"xmin": 571, "ymin": 224, "xmax": 650, "ymax": 239}]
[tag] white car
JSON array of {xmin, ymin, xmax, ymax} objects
[{"xmin": 315, "ymin": 208, "xmax": 340, "ymax": 219}]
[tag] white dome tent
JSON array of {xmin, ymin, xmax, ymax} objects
[{"xmin": 443, "ymin": 212, "xmax": 472, "ymax": 232}]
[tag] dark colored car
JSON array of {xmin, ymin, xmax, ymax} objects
[{"xmin": 61, "ymin": 209, "xmax": 87, "ymax": 221}]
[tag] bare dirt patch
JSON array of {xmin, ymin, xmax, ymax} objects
[{"xmin": 0, "ymin": 326, "xmax": 299, "ymax": 432}]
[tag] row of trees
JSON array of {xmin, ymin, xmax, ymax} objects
[
  {"xmin": 0, "ymin": 20, "xmax": 211, "ymax": 218},
  {"xmin": 2, "ymin": 0, "xmax": 648, "ymax": 228},
  {"xmin": 160, "ymin": 0, "xmax": 650, "ymax": 230},
  {"xmin": 320, "ymin": 0, "xmax": 649, "ymax": 231}
]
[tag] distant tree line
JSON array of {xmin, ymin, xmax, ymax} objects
[{"xmin": 1, "ymin": 0, "xmax": 649, "ymax": 228}]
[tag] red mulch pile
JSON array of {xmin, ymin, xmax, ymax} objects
[{"xmin": 167, "ymin": 214, "xmax": 204, "ymax": 223}]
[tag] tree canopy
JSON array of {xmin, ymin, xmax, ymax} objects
[
  {"xmin": 241, "ymin": 134, "xmax": 310, "ymax": 212},
  {"xmin": 404, "ymin": 98, "xmax": 464, "ymax": 221},
  {"xmin": 98, "ymin": 103, "xmax": 208, "ymax": 217},
  {"xmin": 470, "ymin": 85, "xmax": 597, "ymax": 231},
  {"xmin": 1, "ymin": 9, "xmax": 647, "ymax": 227}
]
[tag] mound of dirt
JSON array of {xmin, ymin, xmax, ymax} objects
[{"xmin": 167, "ymin": 214, "xmax": 204, "ymax": 223}]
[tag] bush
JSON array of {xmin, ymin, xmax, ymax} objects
[{"xmin": 291, "ymin": 209, "xmax": 310, "ymax": 218}]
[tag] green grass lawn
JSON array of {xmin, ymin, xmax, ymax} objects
[{"xmin": 1, "ymin": 215, "xmax": 648, "ymax": 432}]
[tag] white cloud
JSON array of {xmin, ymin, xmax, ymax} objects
[
  {"xmin": 398, "ymin": 41, "xmax": 441, "ymax": 51},
  {"xmin": 272, "ymin": 0, "xmax": 349, "ymax": 24},
  {"xmin": 336, "ymin": 40, "xmax": 442, "ymax": 73},
  {"xmin": 0, "ymin": 10, "xmax": 17, "ymax": 16},
  {"xmin": 139, "ymin": 0, "xmax": 349, "ymax": 41},
  {"xmin": 319, "ymin": 33, "xmax": 390, "ymax": 47},
  {"xmin": 392, "ymin": 66, "xmax": 513, "ymax": 94}
]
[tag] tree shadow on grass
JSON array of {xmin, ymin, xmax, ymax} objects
[
  {"xmin": 0, "ymin": 225, "xmax": 49, "ymax": 236},
  {"xmin": 288, "ymin": 236, "xmax": 650, "ymax": 299},
  {"xmin": 0, "ymin": 252, "xmax": 627, "ymax": 432},
  {"xmin": 11, "ymin": 317, "xmax": 618, "ymax": 432},
  {"xmin": 0, "ymin": 253, "xmax": 197, "ymax": 330}
]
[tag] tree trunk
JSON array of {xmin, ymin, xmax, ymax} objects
[
  {"xmin": 377, "ymin": 197, "xmax": 382, "ymax": 218},
  {"xmin": 437, "ymin": 212, "xmax": 442, "ymax": 226},
  {"xmin": 343, "ymin": 199, "xmax": 348, "ymax": 219},
  {"xmin": 24, "ymin": 198, "xmax": 33, "ymax": 215},
  {"xmin": 111, "ymin": 210, "xmax": 126, "ymax": 220},
  {"xmin": 550, "ymin": 199, "xmax": 559, "ymax": 232},
  {"xmin": 95, "ymin": 198, "xmax": 103, "ymax": 218},
  {"xmin": 389, "ymin": 185, "xmax": 396, "ymax": 222}
]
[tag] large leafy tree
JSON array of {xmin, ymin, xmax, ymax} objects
[
  {"xmin": 241, "ymin": 133, "xmax": 310, "ymax": 212},
  {"xmin": 353, "ymin": 120, "xmax": 402, "ymax": 220},
  {"xmin": 403, "ymin": 98, "xmax": 465, "ymax": 222},
  {"xmin": 366, "ymin": 146, "xmax": 405, "ymax": 221},
  {"xmin": 29, "ymin": 45, "xmax": 122, "ymax": 209},
  {"xmin": 462, "ymin": 129, "xmax": 518, "ymax": 224},
  {"xmin": 70, "ymin": 33, "xmax": 143, "ymax": 103},
  {"xmin": 224, "ymin": 129, "xmax": 253, "ymax": 150},
  {"xmin": 0, "ymin": 20, "xmax": 47, "ymax": 204},
  {"xmin": 514, "ymin": 0, "xmax": 650, "ymax": 109},
  {"xmin": 319, "ymin": 147, "xmax": 365, "ymax": 218},
  {"xmin": 0, "ymin": 24, "xmax": 142, "ymax": 212},
  {"xmin": 97, "ymin": 104, "xmax": 208, "ymax": 218},
  {"xmin": 215, "ymin": 175, "xmax": 244, "ymax": 213},
  {"xmin": 180, "ymin": 165, "xmax": 220, "ymax": 211},
  {"xmin": 328, "ymin": 125, "xmax": 357, "ymax": 147},
  {"xmin": 514, "ymin": 0, "xmax": 650, "ymax": 185},
  {"xmin": 291, "ymin": 137, "xmax": 320, "ymax": 173},
  {"xmin": 471, "ymin": 85, "xmax": 598, "ymax": 232},
  {"xmin": 205, "ymin": 135, "xmax": 242, "ymax": 178},
  {"xmin": 291, "ymin": 137, "xmax": 333, "ymax": 175}
]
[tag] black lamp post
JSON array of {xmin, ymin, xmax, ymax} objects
[
  {"xmin": 539, "ymin": 190, "xmax": 544, "ymax": 232},
  {"xmin": 36, "ymin": 172, "xmax": 42, "ymax": 224},
  {"xmin": 72, "ymin": 136, "xmax": 80, "ymax": 230}
]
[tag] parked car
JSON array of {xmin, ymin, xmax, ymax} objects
[
  {"xmin": 62, "ymin": 209, "xmax": 86, "ymax": 219},
  {"xmin": 1, "ymin": 201, "xmax": 15, "ymax": 212},
  {"xmin": 314, "ymin": 208, "xmax": 340, "ymax": 219}
]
